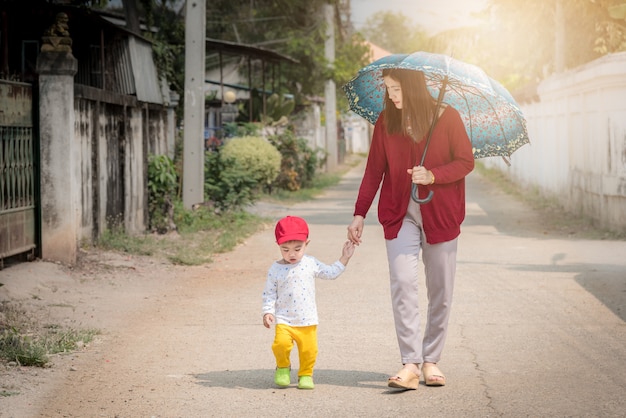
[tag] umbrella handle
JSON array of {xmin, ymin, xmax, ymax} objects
[
  {"xmin": 411, "ymin": 183, "xmax": 434, "ymax": 204},
  {"xmin": 410, "ymin": 75, "xmax": 447, "ymax": 205}
]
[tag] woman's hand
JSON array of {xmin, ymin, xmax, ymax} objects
[
  {"xmin": 407, "ymin": 166, "xmax": 434, "ymax": 185},
  {"xmin": 347, "ymin": 216, "xmax": 364, "ymax": 245}
]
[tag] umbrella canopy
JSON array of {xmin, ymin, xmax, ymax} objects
[{"xmin": 342, "ymin": 52, "xmax": 530, "ymax": 161}]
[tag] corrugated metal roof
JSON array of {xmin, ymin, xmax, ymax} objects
[
  {"xmin": 206, "ymin": 38, "xmax": 299, "ymax": 64},
  {"xmin": 128, "ymin": 37, "xmax": 163, "ymax": 104}
]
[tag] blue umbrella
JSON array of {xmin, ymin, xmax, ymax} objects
[{"xmin": 343, "ymin": 52, "xmax": 530, "ymax": 161}]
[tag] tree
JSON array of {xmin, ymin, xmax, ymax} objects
[
  {"xmin": 476, "ymin": 0, "xmax": 626, "ymax": 90},
  {"xmin": 122, "ymin": 0, "xmax": 141, "ymax": 33},
  {"xmin": 360, "ymin": 11, "xmax": 429, "ymax": 54},
  {"xmin": 206, "ymin": 0, "xmax": 370, "ymax": 109}
]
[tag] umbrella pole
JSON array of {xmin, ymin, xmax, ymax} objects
[{"xmin": 412, "ymin": 76, "xmax": 449, "ymax": 204}]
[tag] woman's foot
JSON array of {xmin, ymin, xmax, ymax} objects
[
  {"xmin": 387, "ymin": 364, "xmax": 420, "ymax": 390},
  {"xmin": 421, "ymin": 363, "xmax": 446, "ymax": 386}
]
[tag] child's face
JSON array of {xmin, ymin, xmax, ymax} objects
[{"xmin": 278, "ymin": 240, "xmax": 308, "ymax": 264}]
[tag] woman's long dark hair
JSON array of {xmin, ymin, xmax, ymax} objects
[{"xmin": 382, "ymin": 68, "xmax": 436, "ymax": 142}]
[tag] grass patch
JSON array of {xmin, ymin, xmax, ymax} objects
[
  {"xmin": 96, "ymin": 154, "xmax": 365, "ymax": 264},
  {"xmin": 0, "ymin": 302, "xmax": 99, "ymax": 368},
  {"xmin": 97, "ymin": 208, "xmax": 269, "ymax": 266}
]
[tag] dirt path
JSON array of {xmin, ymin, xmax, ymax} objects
[{"xmin": 1, "ymin": 162, "xmax": 625, "ymax": 417}]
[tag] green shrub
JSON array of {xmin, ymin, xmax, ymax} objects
[
  {"xmin": 268, "ymin": 129, "xmax": 325, "ymax": 191},
  {"xmin": 148, "ymin": 154, "xmax": 178, "ymax": 233},
  {"xmin": 222, "ymin": 122, "xmax": 261, "ymax": 138},
  {"xmin": 205, "ymin": 136, "xmax": 281, "ymax": 210}
]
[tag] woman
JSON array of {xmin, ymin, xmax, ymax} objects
[{"xmin": 347, "ymin": 68, "xmax": 474, "ymax": 390}]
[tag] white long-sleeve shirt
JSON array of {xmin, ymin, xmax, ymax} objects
[{"xmin": 262, "ymin": 254, "xmax": 346, "ymax": 326}]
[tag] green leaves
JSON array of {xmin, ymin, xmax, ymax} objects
[
  {"xmin": 148, "ymin": 154, "xmax": 177, "ymax": 195},
  {"xmin": 205, "ymin": 0, "xmax": 370, "ymax": 109},
  {"xmin": 204, "ymin": 136, "xmax": 282, "ymax": 210},
  {"xmin": 147, "ymin": 154, "xmax": 178, "ymax": 233}
]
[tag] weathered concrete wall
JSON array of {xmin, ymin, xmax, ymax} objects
[
  {"xmin": 484, "ymin": 52, "xmax": 626, "ymax": 233},
  {"xmin": 74, "ymin": 87, "xmax": 170, "ymax": 243}
]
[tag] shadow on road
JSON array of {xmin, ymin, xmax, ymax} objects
[
  {"xmin": 193, "ymin": 368, "xmax": 389, "ymax": 390},
  {"xmin": 576, "ymin": 271, "xmax": 626, "ymax": 322},
  {"xmin": 481, "ymin": 262, "xmax": 626, "ymax": 322}
]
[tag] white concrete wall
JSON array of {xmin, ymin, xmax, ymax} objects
[
  {"xmin": 293, "ymin": 103, "xmax": 325, "ymax": 152},
  {"xmin": 484, "ymin": 52, "xmax": 626, "ymax": 232},
  {"xmin": 343, "ymin": 113, "xmax": 371, "ymax": 154}
]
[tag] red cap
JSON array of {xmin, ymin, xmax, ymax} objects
[{"xmin": 275, "ymin": 216, "xmax": 309, "ymax": 244}]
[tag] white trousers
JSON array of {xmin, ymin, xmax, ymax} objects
[{"xmin": 385, "ymin": 199, "xmax": 458, "ymax": 365}]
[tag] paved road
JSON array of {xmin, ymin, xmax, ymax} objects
[{"xmin": 37, "ymin": 162, "xmax": 626, "ymax": 417}]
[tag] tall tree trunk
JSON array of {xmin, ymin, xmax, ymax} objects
[{"xmin": 123, "ymin": 0, "xmax": 141, "ymax": 34}]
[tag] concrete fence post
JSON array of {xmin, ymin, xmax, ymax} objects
[{"xmin": 36, "ymin": 50, "xmax": 78, "ymax": 264}]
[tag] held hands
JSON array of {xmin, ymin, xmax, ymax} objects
[
  {"xmin": 347, "ymin": 215, "xmax": 364, "ymax": 245},
  {"xmin": 407, "ymin": 166, "xmax": 435, "ymax": 185},
  {"xmin": 342, "ymin": 240, "xmax": 356, "ymax": 258},
  {"xmin": 263, "ymin": 313, "xmax": 275, "ymax": 328}
]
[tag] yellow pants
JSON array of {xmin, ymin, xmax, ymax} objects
[{"xmin": 272, "ymin": 324, "xmax": 318, "ymax": 377}]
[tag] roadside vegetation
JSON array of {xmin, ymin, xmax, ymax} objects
[
  {"xmin": 97, "ymin": 121, "xmax": 362, "ymax": 266},
  {"xmin": 0, "ymin": 301, "xmax": 98, "ymax": 372}
]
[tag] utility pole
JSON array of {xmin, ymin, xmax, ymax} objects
[
  {"xmin": 324, "ymin": 3, "xmax": 338, "ymax": 172},
  {"xmin": 182, "ymin": 0, "xmax": 206, "ymax": 208}
]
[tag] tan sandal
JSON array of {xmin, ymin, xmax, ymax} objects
[
  {"xmin": 387, "ymin": 368, "xmax": 419, "ymax": 390},
  {"xmin": 421, "ymin": 363, "xmax": 446, "ymax": 386}
]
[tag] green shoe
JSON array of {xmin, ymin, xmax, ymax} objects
[
  {"xmin": 274, "ymin": 367, "xmax": 290, "ymax": 387},
  {"xmin": 298, "ymin": 375, "xmax": 314, "ymax": 389}
]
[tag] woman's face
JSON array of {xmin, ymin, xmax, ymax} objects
[{"xmin": 384, "ymin": 75, "xmax": 402, "ymax": 109}]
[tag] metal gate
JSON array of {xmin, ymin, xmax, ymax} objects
[{"xmin": 0, "ymin": 80, "xmax": 37, "ymax": 268}]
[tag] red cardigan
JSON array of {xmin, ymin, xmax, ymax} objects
[{"xmin": 354, "ymin": 106, "xmax": 475, "ymax": 244}]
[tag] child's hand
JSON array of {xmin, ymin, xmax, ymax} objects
[
  {"xmin": 339, "ymin": 240, "xmax": 355, "ymax": 266},
  {"xmin": 343, "ymin": 240, "xmax": 355, "ymax": 258},
  {"xmin": 263, "ymin": 313, "xmax": 275, "ymax": 328}
]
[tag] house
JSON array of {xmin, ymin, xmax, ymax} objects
[
  {"xmin": 204, "ymin": 38, "xmax": 298, "ymax": 141},
  {"xmin": 0, "ymin": 1, "xmax": 176, "ymax": 266}
]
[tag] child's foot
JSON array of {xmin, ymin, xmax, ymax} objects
[
  {"xmin": 298, "ymin": 375, "xmax": 314, "ymax": 389},
  {"xmin": 274, "ymin": 367, "xmax": 290, "ymax": 387}
]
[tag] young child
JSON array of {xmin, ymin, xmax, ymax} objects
[{"xmin": 262, "ymin": 216, "xmax": 355, "ymax": 389}]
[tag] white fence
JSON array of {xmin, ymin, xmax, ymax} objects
[
  {"xmin": 342, "ymin": 113, "xmax": 372, "ymax": 154},
  {"xmin": 483, "ymin": 52, "xmax": 626, "ymax": 233}
]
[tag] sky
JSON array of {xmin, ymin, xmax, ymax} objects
[{"xmin": 350, "ymin": 0, "xmax": 489, "ymax": 35}]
